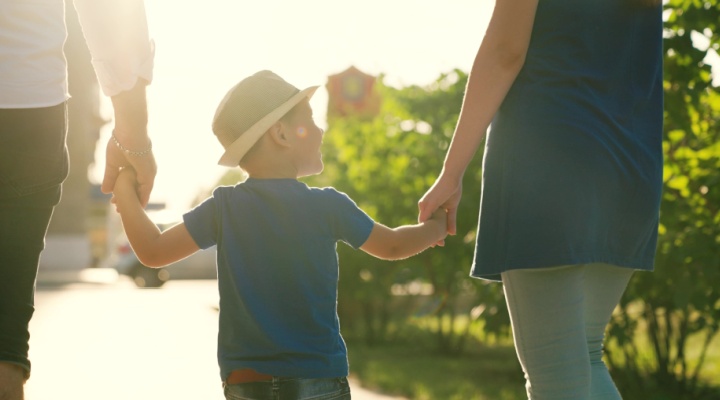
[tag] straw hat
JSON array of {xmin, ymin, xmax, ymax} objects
[{"xmin": 212, "ymin": 70, "xmax": 319, "ymax": 167}]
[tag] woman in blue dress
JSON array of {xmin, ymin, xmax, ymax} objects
[{"xmin": 419, "ymin": 0, "xmax": 663, "ymax": 398}]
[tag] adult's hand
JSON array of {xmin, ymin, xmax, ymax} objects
[
  {"xmin": 102, "ymin": 132, "xmax": 156, "ymax": 208},
  {"xmin": 418, "ymin": 173, "xmax": 463, "ymax": 236},
  {"xmin": 100, "ymin": 79, "xmax": 156, "ymax": 208}
]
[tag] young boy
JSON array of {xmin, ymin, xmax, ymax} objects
[{"xmin": 112, "ymin": 70, "xmax": 447, "ymax": 400}]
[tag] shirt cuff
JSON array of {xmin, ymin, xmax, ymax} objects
[{"xmin": 92, "ymin": 39, "xmax": 155, "ymax": 97}]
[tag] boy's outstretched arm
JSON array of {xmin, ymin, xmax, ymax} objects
[
  {"xmin": 360, "ymin": 209, "xmax": 448, "ymax": 261},
  {"xmin": 113, "ymin": 168, "xmax": 200, "ymax": 268}
]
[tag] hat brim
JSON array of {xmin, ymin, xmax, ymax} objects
[{"xmin": 217, "ymin": 85, "xmax": 319, "ymax": 167}]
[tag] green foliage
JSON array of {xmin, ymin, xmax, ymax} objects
[
  {"xmin": 305, "ymin": 71, "xmax": 509, "ymax": 352},
  {"xmin": 211, "ymin": 1, "xmax": 720, "ymax": 394},
  {"xmin": 347, "ymin": 342, "xmax": 525, "ymax": 400},
  {"xmin": 607, "ymin": 1, "xmax": 720, "ymax": 397}
]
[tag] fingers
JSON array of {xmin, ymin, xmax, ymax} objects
[
  {"xmin": 110, "ymin": 194, "xmax": 120, "ymax": 213},
  {"xmin": 135, "ymin": 180, "xmax": 153, "ymax": 208},
  {"xmin": 128, "ymin": 155, "xmax": 157, "ymax": 208},
  {"xmin": 417, "ymin": 198, "xmax": 435, "ymax": 223},
  {"xmin": 117, "ymin": 162, "xmax": 153, "ymax": 208},
  {"xmin": 102, "ymin": 139, "xmax": 128, "ymax": 194},
  {"xmin": 446, "ymin": 208, "xmax": 458, "ymax": 236},
  {"xmin": 101, "ymin": 161, "xmax": 120, "ymax": 194}
]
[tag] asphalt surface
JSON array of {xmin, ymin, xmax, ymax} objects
[{"xmin": 25, "ymin": 272, "xmax": 405, "ymax": 400}]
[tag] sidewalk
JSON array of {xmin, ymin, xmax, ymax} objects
[{"xmin": 25, "ymin": 275, "xmax": 404, "ymax": 400}]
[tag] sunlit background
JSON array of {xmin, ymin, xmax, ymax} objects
[
  {"xmin": 24, "ymin": 2, "xmax": 720, "ymax": 399},
  {"xmin": 90, "ymin": 0, "xmax": 495, "ymax": 219},
  {"xmin": 89, "ymin": 1, "xmax": 720, "ymax": 219}
]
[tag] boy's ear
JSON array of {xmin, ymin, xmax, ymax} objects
[{"xmin": 267, "ymin": 121, "xmax": 291, "ymax": 148}]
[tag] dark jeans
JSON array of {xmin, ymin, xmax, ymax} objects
[
  {"xmin": 224, "ymin": 377, "xmax": 351, "ymax": 400},
  {"xmin": 0, "ymin": 103, "xmax": 68, "ymax": 377}
]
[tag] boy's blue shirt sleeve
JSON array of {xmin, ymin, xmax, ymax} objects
[
  {"xmin": 325, "ymin": 188, "xmax": 374, "ymax": 249},
  {"xmin": 183, "ymin": 194, "xmax": 218, "ymax": 250},
  {"xmin": 183, "ymin": 184, "xmax": 374, "ymax": 252}
]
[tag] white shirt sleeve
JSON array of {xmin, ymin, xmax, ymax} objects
[{"xmin": 72, "ymin": 0, "xmax": 154, "ymax": 97}]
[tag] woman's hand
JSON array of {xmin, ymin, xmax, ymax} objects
[
  {"xmin": 418, "ymin": 173, "xmax": 463, "ymax": 236},
  {"xmin": 102, "ymin": 132, "xmax": 156, "ymax": 208},
  {"xmin": 101, "ymin": 80, "xmax": 156, "ymax": 208}
]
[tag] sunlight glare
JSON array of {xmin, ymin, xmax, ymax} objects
[{"xmin": 91, "ymin": 0, "xmax": 495, "ymax": 216}]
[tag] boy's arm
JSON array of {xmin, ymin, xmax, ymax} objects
[
  {"xmin": 360, "ymin": 209, "xmax": 447, "ymax": 261},
  {"xmin": 113, "ymin": 169, "xmax": 200, "ymax": 268}
]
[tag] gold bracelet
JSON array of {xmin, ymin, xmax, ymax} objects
[{"xmin": 112, "ymin": 132, "xmax": 152, "ymax": 157}]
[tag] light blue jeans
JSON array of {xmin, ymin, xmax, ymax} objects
[{"xmin": 501, "ymin": 263, "xmax": 633, "ymax": 400}]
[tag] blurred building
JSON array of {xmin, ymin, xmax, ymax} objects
[{"xmin": 326, "ymin": 66, "xmax": 380, "ymax": 119}]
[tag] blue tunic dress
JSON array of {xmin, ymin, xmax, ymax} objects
[{"xmin": 471, "ymin": 0, "xmax": 664, "ymax": 281}]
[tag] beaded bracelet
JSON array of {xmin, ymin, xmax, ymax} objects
[{"xmin": 112, "ymin": 132, "xmax": 152, "ymax": 157}]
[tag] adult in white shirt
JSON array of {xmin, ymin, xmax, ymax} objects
[{"xmin": 0, "ymin": 1, "xmax": 155, "ymax": 398}]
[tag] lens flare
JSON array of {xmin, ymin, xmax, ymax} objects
[{"xmin": 296, "ymin": 126, "xmax": 307, "ymax": 138}]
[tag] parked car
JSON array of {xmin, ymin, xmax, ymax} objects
[{"xmin": 105, "ymin": 228, "xmax": 217, "ymax": 288}]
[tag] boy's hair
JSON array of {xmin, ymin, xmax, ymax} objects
[{"xmin": 212, "ymin": 70, "xmax": 318, "ymax": 167}]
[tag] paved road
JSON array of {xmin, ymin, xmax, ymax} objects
[{"xmin": 25, "ymin": 274, "xmax": 405, "ymax": 400}]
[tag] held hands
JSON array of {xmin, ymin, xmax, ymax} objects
[
  {"xmin": 102, "ymin": 131, "xmax": 156, "ymax": 208},
  {"xmin": 427, "ymin": 207, "xmax": 449, "ymax": 247},
  {"xmin": 110, "ymin": 167, "xmax": 140, "ymax": 212},
  {"xmin": 418, "ymin": 173, "xmax": 463, "ymax": 237},
  {"xmin": 115, "ymin": 166, "xmax": 138, "ymax": 191},
  {"xmin": 101, "ymin": 80, "xmax": 156, "ymax": 208}
]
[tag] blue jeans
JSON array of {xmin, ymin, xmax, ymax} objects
[
  {"xmin": 224, "ymin": 377, "xmax": 351, "ymax": 400},
  {"xmin": 502, "ymin": 263, "xmax": 634, "ymax": 400},
  {"xmin": 0, "ymin": 103, "xmax": 68, "ymax": 377}
]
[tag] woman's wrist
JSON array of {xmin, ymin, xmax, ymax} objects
[
  {"xmin": 111, "ymin": 131, "xmax": 152, "ymax": 157},
  {"xmin": 110, "ymin": 78, "xmax": 150, "ymax": 140},
  {"xmin": 439, "ymin": 166, "xmax": 464, "ymax": 188}
]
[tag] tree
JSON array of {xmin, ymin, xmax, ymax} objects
[
  {"xmin": 306, "ymin": 71, "xmax": 509, "ymax": 352},
  {"xmin": 607, "ymin": 1, "xmax": 720, "ymax": 398}
]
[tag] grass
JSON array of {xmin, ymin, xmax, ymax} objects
[
  {"xmin": 344, "ymin": 314, "xmax": 720, "ymax": 400},
  {"xmin": 606, "ymin": 323, "xmax": 720, "ymax": 384},
  {"xmin": 605, "ymin": 301, "xmax": 720, "ymax": 387},
  {"xmin": 346, "ymin": 341, "xmax": 526, "ymax": 400}
]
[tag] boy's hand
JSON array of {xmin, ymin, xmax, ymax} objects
[
  {"xmin": 111, "ymin": 167, "xmax": 139, "ymax": 210},
  {"xmin": 428, "ymin": 208, "xmax": 449, "ymax": 247},
  {"xmin": 116, "ymin": 167, "xmax": 138, "ymax": 192}
]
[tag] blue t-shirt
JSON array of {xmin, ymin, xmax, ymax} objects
[
  {"xmin": 183, "ymin": 178, "xmax": 374, "ymax": 380},
  {"xmin": 472, "ymin": 0, "xmax": 663, "ymax": 280}
]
